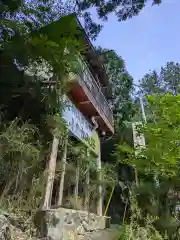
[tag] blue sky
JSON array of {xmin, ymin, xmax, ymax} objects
[{"xmin": 93, "ymin": 0, "xmax": 180, "ymax": 83}]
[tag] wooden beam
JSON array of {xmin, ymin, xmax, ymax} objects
[
  {"xmin": 79, "ymin": 101, "xmax": 91, "ymax": 105},
  {"xmin": 93, "ymin": 116, "xmax": 101, "ymax": 119}
]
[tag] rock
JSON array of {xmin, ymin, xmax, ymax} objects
[
  {"xmin": 0, "ymin": 214, "xmax": 37, "ymax": 240},
  {"xmin": 82, "ymin": 228, "xmax": 120, "ymax": 240},
  {"xmin": 76, "ymin": 226, "xmax": 85, "ymax": 235},
  {"xmin": 0, "ymin": 215, "xmax": 11, "ymax": 240},
  {"xmin": 36, "ymin": 208, "xmax": 108, "ymax": 240},
  {"xmin": 10, "ymin": 226, "xmax": 29, "ymax": 240},
  {"xmin": 64, "ymin": 214, "xmax": 74, "ymax": 225},
  {"xmin": 81, "ymin": 221, "xmax": 91, "ymax": 232}
]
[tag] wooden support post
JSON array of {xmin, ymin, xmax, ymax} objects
[
  {"xmin": 84, "ymin": 149, "xmax": 90, "ymax": 210},
  {"xmin": 97, "ymin": 139, "xmax": 103, "ymax": 216},
  {"xmin": 43, "ymin": 136, "xmax": 59, "ymax": 209},
  {"xmin": 74, "ymin": 160, "xmax": 80, "ymax": 205},
  {"xmin": 57, "ymin": 137, "xmax": 68, "ymax": 206}
]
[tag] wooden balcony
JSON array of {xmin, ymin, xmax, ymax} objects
[{"xmin": 67, "ymin": 67, "xmax": 114, "ymax": 135}]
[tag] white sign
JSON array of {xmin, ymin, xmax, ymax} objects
[{"xmin": 62, "ymin": 98, "xmax": 99, "ymax": 154}]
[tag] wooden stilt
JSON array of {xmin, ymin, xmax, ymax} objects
[
  {"xmin": 97, "ymin": 138, "xmax": 103, "ymax": 216},
  {"xmin": 57, "ymin": 137, "xmax": 68, "ymax": 206},
  {"xmin": 74, "ymin": 160, "xmax": 80, "ymax": 206},
  {"xmin": 84, "ymin": 149, "xmax": 90, "ymax": 210},
  {"xmin": 43, "ymin": 136, "xmax": 59, "ymax": 209}
]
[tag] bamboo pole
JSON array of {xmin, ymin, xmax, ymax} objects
[{"xmin": 104, "ymin": 185, "xmax": 115, "ymax": 216}]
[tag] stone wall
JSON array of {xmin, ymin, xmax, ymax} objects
[
  {"xmin": 35, "ymin": 208, "xmax": 110, "ymax": 240},
  {"xmin": 0, "ymin": 211, "xmax": 37, "ymax": 240}
]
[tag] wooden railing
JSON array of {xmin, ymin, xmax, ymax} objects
[{"xmin": 78, "ymin": 62, "xmax": 114, "ymax": 127}]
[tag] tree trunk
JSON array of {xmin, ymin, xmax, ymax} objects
[
  {"xmin": 43, "ymin": 136, "xmax": 59, "ymax": 209},
  {"xmin": 74, "ymin": 161, "xmax": 80, "ymax": 207},
  {"xmin": 57, "ymin": 137, "xmax": 68, "ymax": 206}
]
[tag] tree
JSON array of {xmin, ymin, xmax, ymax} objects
[
  {"xmin": 138, "ymin": 70, "xmax": 163, "ymax": 96},
  {"xmin": 96, "ymin": 47, "xmax": 134, "ymax": 122},
  {"xmin": 138, "ymin": 62, "xmax": 180, "ymax": 98},
  {"xmin": 161, "ymin": 62, "xmax": 180, "ymax": 96},
  {"xmin": 134, "ymin": 94, "xmax": 180, "ymax": 177},
  {"xmin": 132, "ymin": 62, "xmax": 180, "ymax": 237},
  {"xmin": 118, "ymin": 94, "xmax": 180, "ymax": 238},
  {"xmin": 97, "ymin": 47, "xmax": 134, "ymax": 160},
  {"xmin": 95, "ymin": 47, "xmax": 135, "ymax": 222},
  {"xmin": 77, "ymin": 0, "xmax": 162, "ymax": 38},
  {"xmin": 136, "ymin": 62, "xmax": 180, "ymax": 123},
  {"xmin": 0, "ymin": 120, "xmax": 40, "ymax": 201},
  {"xmin": 0, "ymin": 0, "xmax": 163, "ymax": 43}
]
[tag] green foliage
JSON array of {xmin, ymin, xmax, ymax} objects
[
  {"xmin": 99, "ymin": 47, "xmax": 134, "ymax": 163},
  {"xmin": 1, "ymin": 1, "xmax": 120, "ymax": 219},
  {"xmin": 0, "ymin": 1, "xmax": 166, "ymax": 236},
  {"xmin": 138, "ymin": 70, "xmax": 163, "ymax": 96},
  {"xmin": 118, "ymin": 195, "xmax": 164, "ymax": 239},
  {"xmin": 78, "ymin": 0, "xmax": 161, "ymax": 31},
  {"xmin": 96, "ymin": 47, "xmax": 134, "ymax": 122},
  {"xmin": 117, "ymin": 94, "xmax": 180, "ymax": 239},
  {"xmin": 0, "ymin": 120, "xmax": 45, "ymax": 209},
  {"xmin": 120, "ymin": 94, "xmax": 180, "ymax": 178},
  {"xmin": 96, "ymin": 47, "xmax": 134, "ymax": 223},
  {"xmin": 101, "ymin": 162, "xmax": 118, "ymax": 185},
  {"xmin": 161, "ymin": 62, "xmax": 180, "ymax": 95},
  {"xmin": 46, "ymin": 113, "xmax": 68, "ymax": 138},
  {"xmin": 0, "ymin": 0, "xmax": 163, "ymax": 42},
  {"xmin": 0, "ymin": 1, "xmax": 86, "ymax": 219},
  {"xmin": 135, "ymin": 62, "xmax": 180, "ymax": 123},
  {"xmin": 138, "ymin": 62, "xmax": 180, "ymax": 97},
  {"xmin": 119, "ymin": 224, "xmax": 163, "ymax": 240},
  {"xmin": 68, "ymin": 141, "xmax": 97, "ymax": 170}
]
